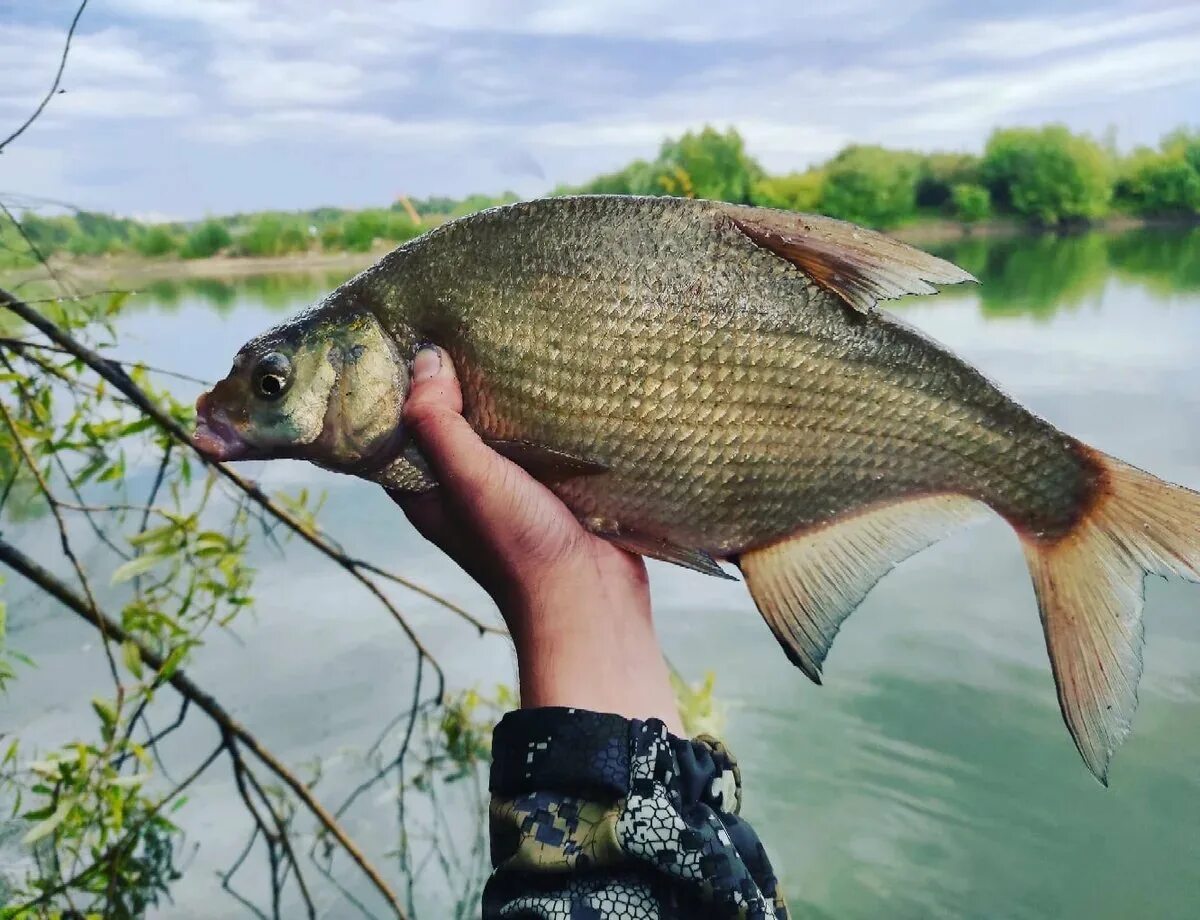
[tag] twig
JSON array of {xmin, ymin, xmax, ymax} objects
[
  {"xmin": 0, "ymin": 536, "xmax": 409, "ymax": 919},
  {"xmin": 0, "ymin": 336, "xmax": 213, "ymax": 386},
  {"xmin": 9, "ymin": 739, "xmax": 225, "ymax": 913},
  {"xmin": 0, "ymin": 287, "xmax": 483, "ymax": 681},
  {"xmin": 0, "ymin": 0, "xmax": 89, "ymax": 154}
]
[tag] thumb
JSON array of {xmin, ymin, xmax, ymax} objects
[{"xmin": 402, "ymin": 346, "xmax": 557, "ymax": 548}]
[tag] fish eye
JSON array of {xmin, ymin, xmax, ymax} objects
[{"xmin": 252, "ymin": 352, "xmax": 291, "ymax": 401}]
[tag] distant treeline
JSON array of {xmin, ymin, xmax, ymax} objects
[{"xmin": 3, "ymin": 123, "xmax": 1198, "ymax": 268}]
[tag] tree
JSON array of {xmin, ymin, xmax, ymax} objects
[
  {"xmin": 819, "ymin": 145, "xmax": 921, "ymax": 228},
  {"xmin": 916, "ymin": 152, "xmax": 980, "ymax": 210},
  {"xmin": 179, "ymin": 220, "xmax": 232, "ymax": 259},
  {"xmin": 951, "ymin": 183, "xmax": 992, "ymax": 224},
  {"xmin": 133, "ymin": 225, "xmax": 178, "ymax": 258},
  {"xmin": 982, "ymin": 125, "xmax": 1111, "ymax": 225},
  {"xmin": 751, "ymin": 170, "xmax": 825, "ymax": 212},
  {"xmin": 654, "ymin": 126, "xmax": 763, "ymax": 202}
]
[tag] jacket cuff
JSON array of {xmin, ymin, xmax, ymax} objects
[{"xmin": 489, "ymin": 707, "xmax": 741, "ymax": 814}]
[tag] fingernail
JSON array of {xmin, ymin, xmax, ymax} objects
[{"xmin": 412, "ymin": 346, "xmax": 441, "ymax": 382}]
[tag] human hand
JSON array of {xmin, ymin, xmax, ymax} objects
[{"xmin": 389, "ymin": 346, "xmax": 682, "ymax": 733}]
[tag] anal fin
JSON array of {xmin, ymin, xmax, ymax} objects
[
  {"xmin": 599, "ymin": 529, "xmax": 736, "ymax": 580},
  {"xmin": 738, "ymin": 494, "xmax": 985, "ymax": 683}
]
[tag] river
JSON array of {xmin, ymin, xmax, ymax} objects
[{"xmin": 6, "ymin": 227, "xmax": 1200, "ymax": 918}]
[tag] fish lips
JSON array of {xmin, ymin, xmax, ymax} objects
[{"xmin": 193, "ymin": 392, "xmax": 260, "ymax": 461}]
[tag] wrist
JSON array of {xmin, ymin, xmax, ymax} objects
[{"xmin": 501, "ymin": 577, "xmax": 683, "ymax": 734}]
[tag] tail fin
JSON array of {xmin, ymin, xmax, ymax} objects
[{"xmin": 1022, "ymin": 451, "xmax": 1200, "ymax": 783}]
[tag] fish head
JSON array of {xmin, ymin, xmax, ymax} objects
[{"xmin": 193, "ymin": 307, "xmax": 409, "ymax": 472}]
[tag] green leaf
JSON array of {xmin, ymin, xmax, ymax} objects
[
  {"xmin": 111, "ymin": 554, "xmax": 163, "ymax": 584},
  {"xmin": 91, "ymin": 696, "xmax": 118, "ymax": 729},
  {"xmin": 121, "ymin": 639, "xmax": 144, "ymax": 679},
  {"xmin": 21, "ymin": 800, "xmax": 71, "ymax": 845}
]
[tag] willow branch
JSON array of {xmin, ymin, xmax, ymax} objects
[
  {"xmin": 0, "ymin": 288, "xmax": 503, "ymax": 689},
  {"xmin": 0, "ymin": 536, "xmax": 408, "ymax": 920},
  {"xmin": 0, "ymin": 0, "xmax": 89, "ymax": 154}
]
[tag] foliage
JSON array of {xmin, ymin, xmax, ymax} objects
[
  {"xmin": 232, "ymin": 214, "xmax": 311, "ymax": 257},
  {"xmin": 950, "ymin": 183, "xmax": 992, "ymax": 224},
  {"xmin": 323, "ymin": 209, "xmax": 423, "ymax": 252},
  {"xmin": 567, "ymin": 127, "xmax": 763, "ymax": 203},
  {"xmin": 1114, "ymin": 132, "xmax": 1200, "ymax": 216},
  {"xmin": 0, "ymin": 269, "xmax": 500, "ymax": 917},
  {"xmin": 916, "ymin": 152, "xmax": 981, "ymax": 210},
  {"xmin": 981, "ymin": 125, "xmax": 1112, "ymax": 225},
  {"xmin": 132, "ymin": 226, "xmax": 178, "ymax": 258},
  {"xmin": 178, "ymin": 220, "xmax": 232, "ymax": 259},
  {"xmin": 751, "ymin": 170, "xmax": 825, "ymax": 212},
  {"xmin": 656, "ymin": 127, "xmax": 763, "ymax": 202},
  {"xmin": 820, "ymin": 145, "xmax": 921, "ymax": 228}
]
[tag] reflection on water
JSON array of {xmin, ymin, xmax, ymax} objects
[
  {"xmin": 6, "ymin": 228, "xmax": 1200, "ymax": 919},
  {"xmin": 132, "ymin": 270, "xmax": 352, "ymax": 315}
]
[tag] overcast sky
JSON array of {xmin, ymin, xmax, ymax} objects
[{"xmin": 2, "ymin": 0, "xmax": 1198, "ymax": 220}]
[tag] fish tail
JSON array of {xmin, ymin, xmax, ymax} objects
[{"xmin": 1020, "ymin": 448, "xmax": 1200, "ymax": 783}]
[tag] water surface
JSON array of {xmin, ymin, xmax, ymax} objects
[{"xmin": 6, "ymin": 228, "xmax": 1200, "ymax": 918}]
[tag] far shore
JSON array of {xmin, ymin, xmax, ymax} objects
[{"xmin": 3, "ymin": 213, "xmax": 1194, "ymax": 288}]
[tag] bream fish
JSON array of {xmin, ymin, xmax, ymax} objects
[{"xmin": 195, "ymin": 196, "xmax": 1200, "ymax": 781}]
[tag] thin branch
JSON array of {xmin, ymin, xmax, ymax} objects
[
  {"xmin": 0, "ymin": 536, "xmax": 409, "ymax": 920},
  {"xmin": 0, "ymin": 336, "xmax": 213, "ymax": 386},
  {"xmin": 0, "ymin": 0, "xmax": 89, "ymax": 154},
  {"xmin": 0, "ymin": 396, "xmax": 121, "ymax": 684},
  {"xmin": 9, "ymin": 739, "xmax": 225, "ymax": 913},
  {"xmin": 0, "ymin": 287, "xmax": 485, "ymax": 687}
]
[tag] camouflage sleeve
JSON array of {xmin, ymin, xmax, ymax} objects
[{"xmin": 482, "ymin": 707, "xmax": 789, "ymax": 920}]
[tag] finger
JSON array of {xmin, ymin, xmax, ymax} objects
[{"xmin": 403, "ymin": 346, "xmax": 547, "ymax": 541}]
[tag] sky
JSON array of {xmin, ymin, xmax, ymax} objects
[{"xmin": 1, "ymin": 0, "xmax": 1198, "ymax": 221}]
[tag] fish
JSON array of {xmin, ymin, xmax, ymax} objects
[{"xmin": 194, "ymin": 195, "xmax": 1200, "ymax": 782}]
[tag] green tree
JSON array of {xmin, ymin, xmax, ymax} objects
[
  {"xmin": 132, "ymin": 225, "xmax": 178, "ymax": 258},
  {"xmin": 951, "ymin": 183, "xmax": 992, "ymax": 224},
  {"xmin": 916, "ymin": 152, "xmax": 980, "ymax": 210},
  {"xmin": 751, "ymin": 170, "xmax": 825, "ymax": 212},
  {"xmin": 235, "ymin": 214, "xmax": 312, "ymax": 257},
  {"xmin": 655, "ymin": 126, "xmax": 763, "ymax": 202},
  {"xmin": 982, "ymin": 125, "xmax": 1111, "ymax": 225},
  {"xmin": 178, "ymin": 220, "xmax": 232, "ymax": 259},
  {"xmin": 820, "ymin": 145, "xmax": 921, "ymax": 228}
]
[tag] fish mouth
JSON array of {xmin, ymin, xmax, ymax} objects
[{"xmin": 193, "ymin": 392, "xmax": 254, "ymax": 461}]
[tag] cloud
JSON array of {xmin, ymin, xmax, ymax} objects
[
  {"xmin": 211, "ymin": 57, "xmax": 368, "ymax": 107},
  {"xmin": 6, "ymin": 0, "xmax": 1200, "ymax": 216},
  {"xmin": 0, "ymin": 23, "xmax": 192, "ymax": 121}
]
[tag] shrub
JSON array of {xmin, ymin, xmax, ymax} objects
[
  {"xmin": 751, "ymin": 171, "xmax": 825, "ymax": 212},
  {"xmin": 819, "ymin": 145, "xmax": 921, "ymax": 228},
  {"xmin": 916, "ymin": 153, "xmax": 980, "ymax": 209},
  {"xmin": 235, "ymin": 214, "xmax": 311, "ymax": 257},
  {"xmin": 655, "ymin": 126, "xmax": 763, "ymax": 202},
  {"xmin": 950, "ymin": 183, "xmax": 992, "ymax": 223},
  {"xmin": 133, "ymin": 226, "xmax": 178, "ymax": 258},
  {"xmin": 179, "ymin": 220, "xmax": 232, "ymax": 259},
  {"xmin": 982, "ymin": 125, "xmax": 1111, "ymax": 225}
]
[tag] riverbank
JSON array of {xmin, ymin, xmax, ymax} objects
[{"xmin": 3, "ymin": 213, "xmax": 1194, "ymax": 287}]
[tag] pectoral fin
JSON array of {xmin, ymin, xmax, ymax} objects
[
  {"xmin": 724, "ymin": 205, "xmax": 976, "ymax": 314},
  {"xmin": 483, "ymin": 438, "xmax": 609, "ymax": 479},
  {"xmin": 738, "ymin": 494, "xmax": 985, "ymax": 682},
  {"xmin": 599, "ymin": 528, "xmax": 736, "ymax": 580}
]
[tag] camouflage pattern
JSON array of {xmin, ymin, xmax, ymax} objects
[{"xmin": 484, "ymin": 708, "xmax": 788, "ymax": 919}]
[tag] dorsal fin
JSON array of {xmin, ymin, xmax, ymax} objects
[{"xmin": 723, "ymin": 205, "xmax": 977, "ymax": 314}]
